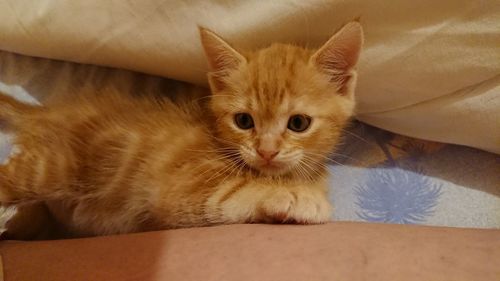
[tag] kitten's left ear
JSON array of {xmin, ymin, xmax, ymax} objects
[
  {"xmin": 199, "ymin": 27, "xmax": 246, "ymax": 91},
  {"xmin": 310, "ymin": 21, "xmax": 364, "ymax": 96}
]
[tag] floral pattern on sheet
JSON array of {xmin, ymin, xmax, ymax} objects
[{"xmin": 355, "ymin": 166, "xmax": 442, "ymax": 224}]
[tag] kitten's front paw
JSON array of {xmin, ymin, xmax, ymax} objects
[{"xmin": 258, "ymin": 189, "xmax": 332, "ymax": 224}]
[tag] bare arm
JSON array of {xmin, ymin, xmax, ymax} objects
[{"xmin": 1, "ymin": 222, "xmax": 498, "ymax": 281}]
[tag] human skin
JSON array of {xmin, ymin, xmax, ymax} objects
[{"xmin": 0, "ymin": 222, "xmax": 498, "ymax": 281}]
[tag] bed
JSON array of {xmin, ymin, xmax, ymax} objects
[{"xmin": 0, "ymin": 49, "xmax": 498, "ymax": 231}]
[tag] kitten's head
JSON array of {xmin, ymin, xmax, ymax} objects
[{"xmin": 200, "ymin": 21, "xmax": 363, "ymax": 177}]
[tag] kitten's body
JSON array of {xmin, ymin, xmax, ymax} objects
[
  {"xmin": 0, "ymin": 22, "xmax": 363, "ymax": 238},
  {"xmin": 0, "ymin": 89, "xmax": 331, "ymax": 237}
]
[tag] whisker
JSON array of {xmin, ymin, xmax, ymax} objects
[
  {"xmin": 185, "ymin": 147, "xmax": 238, "ymax": 153},
  {"xmin": 205, "ymin": 158, "xmax": 241, "ymax": 183},
  {"xmin": 340, "ymin": 128, "xmax": 374, "ymax": 146},
  {"xmin": 307, "ymin": 150, "xmax": 367, "ymax": 166},
  {"xmin": 294, "ymin": 163, "xmax": 311, "ymax": 182},
  {"xmin": 191, "ymin": 152, "xmax": 241, "ymax": 177},
  {"xmin": 302, "ymin": 164, "xmax": 317, "ymax": 182},
  {"xmin": 220, "ymin": 158, "xmax": 245, "ymax": 184},
  {"xmin": 305, "ymin": 151, "xmax": 348, "ymax": 167},
  {"xmin": 300, "ymin": 157, "xmax": 326, "ymax": 180},
  {"xmin": 198, "ymin": 151, "xmax": 241, "ymax": 163},
  {"xmin": 328, "ymin": 152, "xmax": 365, "ymax": 163},
  {"xmin": 296, "ymin": 159, "xmax": 316, "ymax": 182},
  {"xmin": 204, "ymin": 134, "xmax": 241, "ymax": 147},
  {"xmin": 235, "ymin": 159, "xmax": 247, "ymax": 178}
]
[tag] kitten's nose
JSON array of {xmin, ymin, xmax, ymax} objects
[{"xmin": 257, "ymin": 149, "xmax": 279, "ymax": 161}]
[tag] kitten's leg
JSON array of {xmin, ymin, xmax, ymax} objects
[
  {"xmin": 207, "ymin": 178, "xmax": 332, "ymax": 224},
  {"xmin": 258, "ymin": 181, "xmax": 333, "ymax": 224},
  {"xmin": 1, "ymin": 202, "xmax": 58, "ymax": 240}
]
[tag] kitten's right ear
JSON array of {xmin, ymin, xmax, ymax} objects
[{"xmin": 199, "ymin": 27, "xmax": 246, "ymax": 91}]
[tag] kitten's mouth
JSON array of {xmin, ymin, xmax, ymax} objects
[
  {"xmin": 261, "ymin": 162, "xmax": 281, "ymax": 169},
  {"xmin": 255, "ymin": 161, "xmax": 290, "ymax": 175}
]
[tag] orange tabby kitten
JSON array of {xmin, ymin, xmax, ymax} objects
[{"xmin": 0, "ymin": 21, "xmax": 363, "ymax": 237}]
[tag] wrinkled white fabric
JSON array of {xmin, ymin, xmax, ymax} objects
[{"xmin": 0, "ymin": 0, "xmax": 498, "ymax": 153}]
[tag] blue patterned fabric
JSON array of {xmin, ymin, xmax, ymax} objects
[
  {"xmin": 328, "ymin": 122, "xmax": 500, "ymax": 228},
  {"xmin": 355, "ymin": 166, "xmax": 442, "ymax": 224}
]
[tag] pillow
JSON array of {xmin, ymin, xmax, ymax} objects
[{"xmin": 0, "ymin": 0, "xmax": 498, "ymax": 153}]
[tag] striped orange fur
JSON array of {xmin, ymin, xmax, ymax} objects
[{"xmin": 0, "ymin": 21, "xmax": 363, "ymax": 238}]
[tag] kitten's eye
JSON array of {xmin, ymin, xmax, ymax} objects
[
  {"xmin": 234, "ymin": 113, "xmax": 254, "ymax": 130},
  {"xmin": 287, "ymin": 114, "xmax": 311, "ymax": 132}
]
